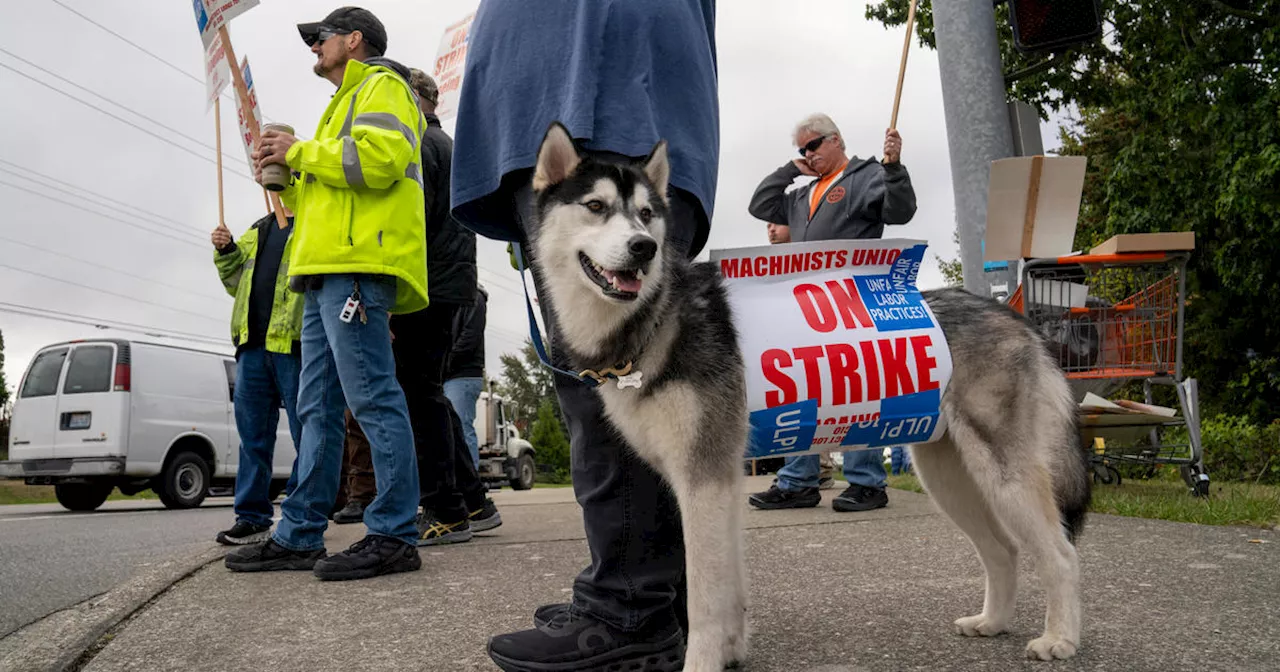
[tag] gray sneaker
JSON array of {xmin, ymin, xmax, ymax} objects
[{"xmin": 416, "ymin": 510, "xmax": 474, "ymax": 546}]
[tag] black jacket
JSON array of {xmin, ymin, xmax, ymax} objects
[
  {"xmin": 421, "ymin": 114, "xmax": 477, "ymax": 305},
  {"xmin": 447, "ymin": 286, "xmax": 487, "ymax": 380}
]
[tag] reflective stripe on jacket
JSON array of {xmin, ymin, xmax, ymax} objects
[
  {"xmin": 280, "ymin": 58, "xmax": 429, "ymax": 314},
  {"xmin": 213, "ymin": 216, "xmax": 303, "ymax": 354}
]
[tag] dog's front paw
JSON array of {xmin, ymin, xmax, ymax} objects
[
  {"xmin": 1024, "ymin": 635, "xmax": 1078, "ymax": 661},
  {"xmin": 722, "ymin": 631, "xmax": 748, "ymax": 669},
  {"xmin": 954, "ymin": 614, "xmax": 1008, "ymax": 637}
]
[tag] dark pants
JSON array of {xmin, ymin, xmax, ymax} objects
[
  {"xmin": 232, "ymin": 346, "xmax": 303, "ymax": 527},
  {"xmin": 335, "ymin": 408, "xmax": 377, "ymax": 509},
  {"xmin": 391, "ymin": 302, "xmax": 488, "ymax": 523},
  {"xmin": 334, "ymin": 303, "xmax": 487, "ymax": 520},
  {"xmin": 512, "ymin": 157, "xmax": 699, "ymax": 632}
]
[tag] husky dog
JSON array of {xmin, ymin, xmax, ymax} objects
[{"xmin": 526, "ymin": 122, "xmax": 1090, "ymax": 670}]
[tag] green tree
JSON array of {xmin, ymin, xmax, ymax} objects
[
  {"xmin": 529, "ymin": 398, "xmax": 571, "ymax": 483},
  {"xmin": 937, "ymin": 230, "xmax": 963, "ymax": 287},
  {"xmin": 0, "ymin": 328, "xmax": 9, "ymax": 411},
  {"xmin": 497, "ymin": 339, "xmax": 561, "ymax": 430},
  {"xmin": 869, "ymin": 0, "xmax": 1280, "ymax": 421},
  {"xmin": 0, "ymin": 329, "xmax": 9, "ymax": 458}
]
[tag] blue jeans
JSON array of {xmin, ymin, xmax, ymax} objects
[
  {"xmin": 273, "ymin": 274, "xmax": 420, "ymax": 550},
  {"xmin": 444, "ymin": 377, "xmax": 484, "ymax": 468},
  {"xmin": 891, "ymin": 446, "xmax": 912, "ymax": 475},
  {"xmin": 232, "ymin": 346, "xmax": 302, "ymax": 527},
  {"xmin": 777, "ymin": 449, "xmax": 888, "ymax": 491}
]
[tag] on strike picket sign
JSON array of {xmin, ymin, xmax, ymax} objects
[
  {"xmin": 193, "ymin": 0, "xmax": 260, "ymax": 51},
  {"xmin": 431, "ymin": 12, "xmax": 474, "ymax": 120},
  {"xmin": 234, "ymin": 58, "xmax": 261, "ymax": 164},
  {"xmin": 709, "ymin": 239, "xmax": 953, "ymax": 459},
  {"xmin": 203, "ymin": 32, "xmax": 230, "ymax": 110}
]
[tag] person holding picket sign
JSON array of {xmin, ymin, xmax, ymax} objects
[
  {"xmin": 224, "ymin": 6, "xmax": 429, "ymax": 582},
  {"xmin": 746, "ymin": 113, "xmax": 917, "ymax": 513}
]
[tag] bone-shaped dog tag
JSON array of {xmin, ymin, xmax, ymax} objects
[{"xmin": 616, "ymin": 371, "xmax": 643, "ymax": 390}]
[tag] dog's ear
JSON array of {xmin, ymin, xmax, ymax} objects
[
  {"xmin": 533, "ymin": 122, "xmax": 581, "ymax": 192},
  {"xmin": 642, "ymin": 139, "xmax": 670, "ymax": 204}
]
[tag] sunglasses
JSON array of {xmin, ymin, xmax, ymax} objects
[
  {"xmin": 305, "ymin": 28, "xmax": 349, "ymax": 47},
  {"xmin": 798, "ymin": 135, "xmax": 828, "ymax": 157}
]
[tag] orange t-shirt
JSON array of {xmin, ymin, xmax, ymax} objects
[{"xmin": 808, "ymin": 161, "xmax": 850, "ymax": 219}]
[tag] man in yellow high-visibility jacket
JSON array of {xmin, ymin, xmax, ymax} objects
[{"xmin": 225, "ymin": 6, "xmax": 428, "ymax": 582}]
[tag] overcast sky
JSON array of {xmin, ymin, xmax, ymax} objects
[{"xmin": 0, "ymin": 0, "xmax": 1063, "ymax": 397}]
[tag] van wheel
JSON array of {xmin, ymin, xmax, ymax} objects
[
  {"xmin": 54, "ymin": 483, "xmax": 114, "ymax": 512},
  {"xmin": 268, "ymin": 480, "xmax": 288, "ymax": 501},
  {"xmin": 510, "ymin": 453, "xmax": 536, "ymax": 491},
  {"xmin": 157, "ymin": 451, "xmax": 210, "ymax": 509}
]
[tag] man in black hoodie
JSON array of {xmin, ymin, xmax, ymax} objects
[{"xmin": 400, "ymin": 68, "xmax": 501, "ymax": 545}]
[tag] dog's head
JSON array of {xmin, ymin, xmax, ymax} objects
[{"xmin": 529, "ymin": 122, "xmax": 670, "ymax": 309}]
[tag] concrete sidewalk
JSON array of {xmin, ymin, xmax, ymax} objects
[{"xmin": 7, "ymin": 476, "xmax": 1278, "ymax": 671}]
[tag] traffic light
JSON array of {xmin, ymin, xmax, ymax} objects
[{"xmin": 1008, "ymin": 0, "xmax": 1104, "ymax": 53}]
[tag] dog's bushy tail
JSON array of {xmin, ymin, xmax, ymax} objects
[{"xmin": 1057, "ymin": 412, "xmax": 1092, "ymax": 544}]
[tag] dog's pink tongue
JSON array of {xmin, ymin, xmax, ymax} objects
[{"xmin": 602, "ymin": 270, "xmax": 643, "ymax": 293}]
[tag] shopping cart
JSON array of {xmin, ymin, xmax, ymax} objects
[{"xmin": 1008, "ymin": 251, "xmax": 1209, "ymax": 496}]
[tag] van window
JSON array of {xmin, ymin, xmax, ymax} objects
[
  {"xmin": 20, "ymin": 348, "xmax": 68, "ymax": 398},
  {"xmin": 64, "ymin": 346, "xmax": 114, "ymax": 395}
]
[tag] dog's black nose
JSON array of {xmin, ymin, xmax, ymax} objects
[{"xmin": 629, "ymin": 236, "xmax": 658, "ymax": 263}]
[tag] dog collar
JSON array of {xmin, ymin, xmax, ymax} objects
[
  {"xmin": 579, "ymin": 361, "xmax": 643, "ymax": 389},
  {"xmin": 513, "ymin": 242, "xmax": 644, "ymax": 390}
]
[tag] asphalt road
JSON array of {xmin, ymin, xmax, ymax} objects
[{"xmin": 0, "ymin": 497, "xmax": 240, "ymax": 638}]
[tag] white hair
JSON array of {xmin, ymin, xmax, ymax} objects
[{"xmin": 793, "ymin": 113, "xmax": 844, "ymax": 149}]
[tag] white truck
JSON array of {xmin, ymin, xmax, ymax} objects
[
  {"xmin": 473, "ymin": 389, "xmax": 538, "ymax": 491},
  {"xmin": 1, "ymin": 339, "xmax": 295, "ymax": 511}
]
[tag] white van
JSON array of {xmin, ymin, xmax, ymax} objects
[{"xmin": 0, "ymin": 339, "xmax": 295, "ymax": 512}]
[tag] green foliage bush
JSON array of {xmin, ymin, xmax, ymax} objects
[{"xmin": 529, "ymin": 399, "xmax": 571, "ymax": 483}]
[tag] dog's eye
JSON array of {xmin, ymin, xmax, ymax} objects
[
  {"xmin": 583, "ymin": 200, "xmax": 605, "ymax": 213},
  {"xmin": 639, "ymin": 207, "xmax": 653, "ymax": 223}
]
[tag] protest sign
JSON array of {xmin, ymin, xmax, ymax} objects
[
  {"xmin": 203, "ymin": 32, "xmax": 230, "ymax": 111},
  {"xmin": 431, "ymin": 13, "xmax": 474, "ymax": 120},
  {"xmin": 233, "ymin": 57, "xmax": 261, "ymax": 165},
  {"xmin": 193, "ymin": 0, "xmax": 260, "ymax": 51},
  {"xmin": 709, "ymin": 239, "xmax": 953, "ymax": 459}
]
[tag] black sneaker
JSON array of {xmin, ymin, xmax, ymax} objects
[
  {"xmin": 832, "ymin": 484, "xmax": 889, "ymax": 512},
  {"xmin": 312, "ymin": 534, "xmax": 421, "ymax": 581},
  {"xmin": 215, "ymin": 521, "xmax": 272, "ymax": 546},
  {"xmin": 489, "ymin": 610, "xmax": 684, "ymax": 672},
  {"xmin": 225, "ymin": 539, "xmax": 326, "ymax": 572},
  {"xmin": 416, "ymin": 510, "xmax": 474, "ymax": 546},
  {"xmin": 469, "ymin": 498, "xmax": 503, "ymax": 533},
  {"xmin": 748, "ymin": 484, "xmax": 821, "ymax": 510},
  {"xmin": 332, "ymin": 500, "xmax": 367, "ymax": 525}
]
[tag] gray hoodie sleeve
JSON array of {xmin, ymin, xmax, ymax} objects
[
  {"xmin": 748, "ymin": 161, "xmax": 804, "ymax": 226},
  {"xmin": 879, "ymin": 162, "xmax": 917, "ymax": 225}
]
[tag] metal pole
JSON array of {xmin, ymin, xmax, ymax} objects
[{"xmin": 933, "ymin": 0, "xmax": 1015, "ymax": 295}]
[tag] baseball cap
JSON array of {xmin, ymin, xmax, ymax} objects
[
  {"xmin": 297, "ymin": 7, "xmax": 387, "ymax": 56},
  {"xmin": 409, "ymin": 68, "xmax": 439, "ymax": 107}
]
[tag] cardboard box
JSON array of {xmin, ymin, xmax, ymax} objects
[
  {"xmin": 1089, "ymin": 232, "xmax": 1195, "ymax": 255},
  {"xmin": 984, "ymin": 155, "xmax": 1087, "ymax": 261}
]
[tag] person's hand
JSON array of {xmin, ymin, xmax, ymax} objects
[
  {"xmin": 211, "ymin": 222, "xmax": 232, "ymax": 250},
  {"xmin": 792, "ymin": 158, "xmax": 820, "ymax": 177},
  {"xmin": 884, "ymin": 129, "xmax": 903, "ymax": 165},
  {"xmin": 255, "ymin": 129, "xmax": 298, "ymax": 173}
]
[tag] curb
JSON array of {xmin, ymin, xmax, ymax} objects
[{"xmin": 0, "ymin": 545, "xmax": 227, "ymax": 672}]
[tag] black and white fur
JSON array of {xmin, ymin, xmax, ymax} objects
[{"xmin": 527, "ymin": 122, "xmax": 1091, "ymax": 669}]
